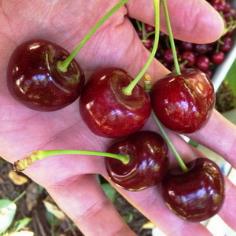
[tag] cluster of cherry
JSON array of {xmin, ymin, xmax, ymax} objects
[
  {"xmin": 10, "ymin": 0, "xmax": 225, "ymax": 222},
  {"xmin": 138, "ymin": 0, "xmax": 236, "ymax": 80}
]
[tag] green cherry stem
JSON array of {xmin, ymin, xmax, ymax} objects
[
  {"xmin": 57, "ymin": 0, "xmax": 128, "ymax": 73},
  {"xmin": 152, "ymin": 112, "xmax": 188, "ymax": 172},
  {"xmin": 13, "ymin": 191, "xmax": 26, "ymax": 203},
  {"xmin": 14, "ymin": 150, "xmax": 130, "ymax": 172},
  {"xmin": 122, "ymin": 0, "xmax": 160, "ymax": 96},
  {"xmin": 161, "ymin": 0, "xmax": 181, "ymax": 75}
]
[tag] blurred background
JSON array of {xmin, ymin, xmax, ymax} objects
[{"xmin": 0, "ymin": 0, "xmax": 236, "ymax": 235}]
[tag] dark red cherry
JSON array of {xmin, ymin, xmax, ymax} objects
[
  {"xmin": 151, "ymin": 69, "xmax": 215, "ymax": 133},
  {"xmin": 180, "ymin": 41, "xmax": 193, "ymax": 51},
  {"xmin": 143, "ymin": 39, "xmax": 153, "ymax": 50},
  {"xmin": 220, "ymin": 37, "xmax": 233, "ymax": 52},
  {"xmin": 194, "ymin": 44, "xmax": 213, "ymax": 54},
  {"xmin": 163, "ymin": 49, "xmax": 174, "ymax": 64},
  {"xmin": 106, "ymin": 131, "xmax": 169, "ymax": 191},
  {"xmin": 211, "ymin": 51, "xmax": 225, "ymax": 65},
  {"xmin": 80, "ymin": 68, "xmax": 151, "ymax": 138},
  {"xmin": 7, "ymin": 39, "xmax": 85, "ymax": 111},
  {"xmin": 162, "ymin": 158, "xmax": 224, "ymax": 222},
  {"xmin": 145, "ymin": 24, "xmax": 155, "ymax": 33},
  {"xmin": 181, "ymin": 51, "xmax": 196, "ymax": 66},
  {"xmin": 196, "ymin": 56, "xmax": 210, "ymax": 72}
]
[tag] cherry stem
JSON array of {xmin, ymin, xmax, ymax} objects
[
  {"xmin": 122, "ymin": 0, "xmax": 160, "ymax": 96},
  {"xmin": 57, "ymin": 0, "xmax": 128, "ymax": 73},
  {"xmin": 136, "ymin": 20, "xmax": 142, "ymax": 32},
  {"xmin": 152, "ymin": 112, "xmax": 188, "ymax": 172},
  {"xmin": 141, "ymin": 22, "xmax": 147, "ymax": 40},
  {"xmin": 13, "ymin": 191, "xmax": 26, "ymax": 203},
  {"xmin": 161, "ymin": 0, "xmax": 181, "ymax": 75},
  {"xmin": 14, "ymin": 150, "xmax": 130, "ymax": 172}
]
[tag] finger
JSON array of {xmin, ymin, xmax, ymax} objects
[
  {"xmin": 218, "ymin": 178, "xmax": 236, "ymax": 231},
  {"xmin": 46, "ymin": 175, "xmax": 135, "ymax": 236},
  {"xmin": 127, "ymin": 0, "xmax": 225, "ymax": 43},
  {"xmin": 188, "ymin": 110, "xmax": 236, "ymax": 168}
]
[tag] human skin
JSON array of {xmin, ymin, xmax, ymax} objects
[{"xmin": 1, "ymin": 0, "xmax": 236, "ymax": 235}]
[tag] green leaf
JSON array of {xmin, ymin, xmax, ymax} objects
[
  {"xmin": 225, "ymin": 60, "xmax": 236, "ymax": 95},
  {"xmin": 101, "ymin": 183, "xmax": 117, "ymax": 202},
  {"xmin": 13, "ymin": 217, "xmax": 31, "ymax": 232},
  {"xmin": 0, "ymin": 199, "xmax": 17, "ymax": 234}
]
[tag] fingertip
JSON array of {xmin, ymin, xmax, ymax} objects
[{"xmin": 197, "ymin": 1, "xmax": 225, "ymax": 43}]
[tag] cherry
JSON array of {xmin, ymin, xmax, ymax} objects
[
  {"xmin": 105, "ymin": 131, "xmax": 169, "ymax": 191},
  {"xmin": 211, "ymin": 51, "xmax": 225, "ymax": 65},
  {"xmin": 151, "ymin": 69, "xmax": 215, "ymax": 133},
  {"xmin": 205, "ymin": 70, "xmax": 213, "ymax": 80},
  {"xmin": 194, "ymin": 44, "xmax": 210, "ymax": 54},
  {"xmin": 180, "ymin": 41, "xmax": 193, "ymax": 51},
  {"xmin": 143, "ymin": 39, "xmax": 154, "ymax": 50},
  {"xmin": 163, "ymin": 48, "xmax": 174, "ymax": 64},
  {"xmin": 7, "ymin": 39, "xmax": 85, "ymax": 111},
  {"xmin": 181, "ymin": 51, "xmax": 196, "ymax": 66},
  {"xmin": 196, "ymin": 56, "xmax": 210, "ymax": 72},
  {"xmin": 162, "ymin": 158, "xmax": 224, "ymax": 222},
  {"xmin": 145, "ymin": 24, "xmax": 155, "ymax": 33},
  {"xmin": 80, "ymin": 68, "xmax": 151, "ymax": 138},
  {"xmin": 220, "ymin": 36, "xmax": 233, "ymax": 52}
]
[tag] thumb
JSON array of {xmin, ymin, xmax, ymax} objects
[{"xmin": 127, "ymin": 0, "xmax": 225, "ymax": 43}]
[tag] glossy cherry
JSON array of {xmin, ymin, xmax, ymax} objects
[
  {"xmin": 220, "ymin": 37, "xmax": 233, "ymax": 52},
  {"xmin": 196, "ymin": 56, "xmax": 210, "ymax": 72},
  {"xmin": 7, "ymin": 39, "xmax": 85, "ymax": 111},
  {"xmin": 181, "ymin": 51, "xmax": 196, "ymax": 66},
  {"xmin": 211, "ymin": 51, "xmax": 225, "ymax": 65},
  {"xmin": 80, "ymin": 68, "xmax": 151, "ymax": 138},
  {"xmin": 105, "ymin": 131, "xmax": 169, "ymax": 191},
  {"xmin": 163, "ymin": 49, "xmax": 174, "ymax": 64},
  {"xmin": 162, "ymin": 158, "xmax": 224, "ymax": 222},
  {"xmin": 180, "ymin": 41, "xmax": 193, "ymax": 51},
  {"xmin": 151, "ymin": 69, "xmax": 215, "ymax": 133}
]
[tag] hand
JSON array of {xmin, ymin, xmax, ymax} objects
[{"xmin": 0, "ymin": 0, "xmax": 235, "ymax": 235}]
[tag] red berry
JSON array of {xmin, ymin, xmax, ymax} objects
[
  {"xmin": 196, "ymin": 56, "xmax": 210, "ymax": 72},
  {"xmin": 211, "ymin": 51, "xmax": 225, "ymax": 65},
  {"xmin": 151, "ymin": 69, "xmax": 215, "ymax": 133},
  {"xmin": 163, "ymin": 49, "xmax": 173, "ymax": 64},
  {"xmin": 80, "ymin": 68, "xmax": 151, "ymax": 138},
  {"xmin": 180, "ymin": 42, "xmax": 193, "ymax": 51},
  {"xmin": 181, "ymin": 51, "xmax": 196, "ymax": 66},
  {"xmin": 220, "ymin": 37, "xmax": 233, "ymax": 52},
  {"xmin": 106, "ymin": 131, "xmax": 169, "ymax": 191},
  {"xmin": 7, "ymin": 39, "xmax": 85, "ymax": 111},
  {"xmin": 145, "ymin": 24, "xmax": 155, "ymax": 33},
  {"xmin": 143, "ymin": 39, "xmax": 153, "ymax": 50},
  {"xmin": 162, "ymin": 158, "xmax": 224, "ymax": 222}
]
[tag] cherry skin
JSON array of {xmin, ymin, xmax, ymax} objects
[
  {"xmin": 143, "ymin": 39, "xmax": 153, "ymax": 50},
  {"xmin": 220, "ymin": 37, "xmax": 233, "ymax": 53},
  {"xmin": 211, "ymin": 51, "xmax": 225, "ymax": 65},
  {"xmin": 196, "ymin": 56, "xmax": 210, "ymax": 72},
  {"xmin": 80, "ymin": 68, "xmax": 151, "ymax": 138},
  {"xmin": 163, "ymin": 48, "xmax": 174, "ymax": 64},
  {"xmin": 162, "ymin": 158, "xmax": 224, "ymax": 222},
  {"xmin": 180, "ymin": 41, "xmax": 193, "ymax": 51},
  {"xmin": 151, "ymin": 69, "xmax": 215, "ymax": 133},
  {"xmin": 7, "ymin": 39, "xmax": 85, "ymax": 111},
  {"xmin": 105, "ymin": 131, "xmax": 169, "ymax": 191},
  {"xmin": 181, "ymin": 51, "xmax": 196, "ymax": 66}
]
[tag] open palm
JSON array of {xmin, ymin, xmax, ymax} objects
[{"xmin": 1, "ymin": 0, "xmax": 236, "ymax": 235}]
